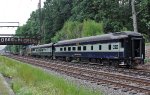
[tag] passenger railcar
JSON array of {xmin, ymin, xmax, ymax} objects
[
  {"xmin": 54, "ymin": 31, "xmax": 145, "ymax": 68},
  {"xmin": 30, "ymin": 43, "xmax": 54, "ymax": 58}
]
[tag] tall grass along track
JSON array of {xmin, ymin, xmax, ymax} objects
[
  {"xmin": 0, "ymin": 56, "xmax": 101, "ymax": 95},
  {"xmin": 7, "ymin": 55, "xmax": 150, "ymax": 94}
]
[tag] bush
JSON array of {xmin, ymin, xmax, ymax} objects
[
  {"xmin": 82, "ymin": 20, "xmax": 103, "ymax": 37},
  {"xmin": 52, "ymin": 20, "xmax": 104, "ymax": 42}
]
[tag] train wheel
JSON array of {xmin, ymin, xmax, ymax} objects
[
  {"xmin": 114, "ymin": 61, "xmax": 119, "ymax": 68},
  {"xmin": 126, "ymin": 60, "xmax": 136, "ymax": 69},
  {"xmin": 66, "ymin": 57, "xmax": 72, "ymax": 62},
  {"xmin": 129, "ymin": 63, "xmax": 136, "ymax": 69},
  {"xmin": 102, "ymin": 60, "xmax": 109, "ymax": 66},
  {"xmin": 109, "ymin": 60, "xmax": 113, "ymax": 66},
  {"xmin": 97, "ymin": 59, "xmax": 102, "ymax": 64}
]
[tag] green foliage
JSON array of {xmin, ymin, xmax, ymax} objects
[
  {"xmin": 11, "ymin": 78, "xmax": 26, "ymax": 93},
  {"xmin": 82, "ymin": 20, "xmax": 103, "ymax": 37},
  {"xmin": 0, "ymin": 56, "xmax": 102, "ymax": 95},
  {"xmin": 5, "ymin": 45, "xmax": 22, "ymax": 54},
  {"xmin": 6, "ymin": 0, "xmax": 150, "ymax": 51},
  {"xmin": 15, "ymin": 10, "xmax": 40, "ymax": 39},
  {"xmin": 71, "ymin": 0, "xmax": 132, "ymax": 32},
  {"xmin": 143, "ymin": 34, "xmax": 150, "ymax": 42},
  {"xmin": 137, "ymin": 0, "xmax": 150, "ymax": 40},
  {"xmin": 15, "ymin": 0, "xmax": 150, "ymax": 40},
  {"xmin": 146, "ymin": 43, "xmax": 150, "ymax": 46},
  {"xmin": 52, "ymin": 20, "xmax": 104, "ymax": 42},
  {"xmin": 144, "ymin": 58, "xmax": 150, "ymax": 63},
  {"xmin": 52, "ymin": 21, "xmax": 82, "ymax": 42}
]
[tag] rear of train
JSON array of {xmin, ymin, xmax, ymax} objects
[{"xmin": 121, "ymin": 32, "xmax": 145, "ymax": 68}]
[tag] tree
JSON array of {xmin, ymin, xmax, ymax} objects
[
  {"xmin": 131, "ymin": 0, "xmax": 138, "ymax": 32},
  {"xmin": 51, "ymin": 20, "xmax": 104, "ymax": 42},
  {"xmin": 41, "ymin": 0, "xmax": 73, "ymax": 43},
  {"xmin": 13, "ymin": 0, "xmax": 150, "ymax": 44}
]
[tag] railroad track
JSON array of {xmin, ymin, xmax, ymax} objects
[
  {"xmin": 31, "ymin": 56, "xmax": 150, "ymax": 79},
  {"xmin": 7, "ymin": 55, "xmax": 150, "ymax": 94},
  {"xmin": 68, "ymin": 62, "xmax": 150, "ymax": 79}
]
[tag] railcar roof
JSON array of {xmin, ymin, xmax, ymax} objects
[
  {"xmin": 31, "ymin": 43, "xmax": 53, "ymax": 48},
  {"xmin": 54, "ymin": 31, "xmax": 142, "ymax": 46}
]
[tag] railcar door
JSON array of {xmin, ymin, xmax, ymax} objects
[{"xmin": 131, "ymin": 38, "xmax": 142, "ymax": 58}]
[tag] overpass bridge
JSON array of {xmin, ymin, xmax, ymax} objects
[
  {"xmin": 0, "ymin": 22, "xmax": 39, "ymax": 45},
  {"xmin": 0, "ymin": 34, "xmax": 39, "ymax": 45}
]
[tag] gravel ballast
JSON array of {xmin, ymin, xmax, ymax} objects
[{"xmin": 41, "ymin": 67, "xmax": 146, "ymax": 95}]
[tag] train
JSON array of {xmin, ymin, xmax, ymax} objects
[{"xmin": 28, "ymin": 31, "xmax": 145, "ymax": 68}]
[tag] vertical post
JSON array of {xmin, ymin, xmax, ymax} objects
[
  {"xmin": 38, "ymin": 0, "xmax": 42, "ymax": 44},
  {"xmin": 131, "ymin": 0, "xmax": 138, "ymax": 32}
]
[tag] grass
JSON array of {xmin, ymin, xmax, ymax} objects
[
  {"xmin": 0, "ymin": 56, "xmax": 102, "ymax": 95},
  {"xmin": 145, "ymin": 58, "xmax": 150, "ymax": 64}
]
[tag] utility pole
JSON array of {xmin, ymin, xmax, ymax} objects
[
  {"xmin": 38, "ymin": 0, "xmax": 45, "ymax": 44},
  {"xmin": 38, "ymin": 0, "xmax": 43, "ymax": 44},
  {"xmin": 131, "ymin": 0, "xmax": 138, "ymax": 32}
]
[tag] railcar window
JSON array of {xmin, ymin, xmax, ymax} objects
[
  {"xmin": 108, "ymin": 45, "xmax": 111, "ymax": 50},
  {"xmin": 78, "ymin": 46, "xmax": 81, "ymax": 51},
  {"xmin": 91, "ymin": 46, "xmax": 93, "ymax": 50},
  {"xmin": 83, "ymin": 46, "xmax": 86, "ymax": 51},
  {"xmin": 60, "ymin": 48, "xmax": 63, "ymax": 51},
  {"xmin": 68, "ymin": 47, "xmax": 71, "ymax": 51},
  {"xmin": 64, "ymin": 47, "xmax": 66, "ymax": 51},
  {"xmin": 72, "ymin": 47, "xmax": 76, "ymax": 51},
  {"xmin": 99, "ymin": 45, "xmax": 102, "ymax": 50}
]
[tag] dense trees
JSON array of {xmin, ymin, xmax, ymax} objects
[
  {"xmin": 14, "ymin": 0, "xmax": 150, "ymax": 44},
  {"xmin": 41, "ymin": 0, "xmax": 73, "ymax": 43},
  {"xmin": 137, "ymin": 0, "xmax": 150, "ymax": 40},
  {"xmin": 52, "ymin": 20, "xmax": 104, "ymax": 42}
]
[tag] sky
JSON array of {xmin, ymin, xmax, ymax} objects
[{"xmin": 0, "ymin": 0, "xmax": 46, "ymax": 50}]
